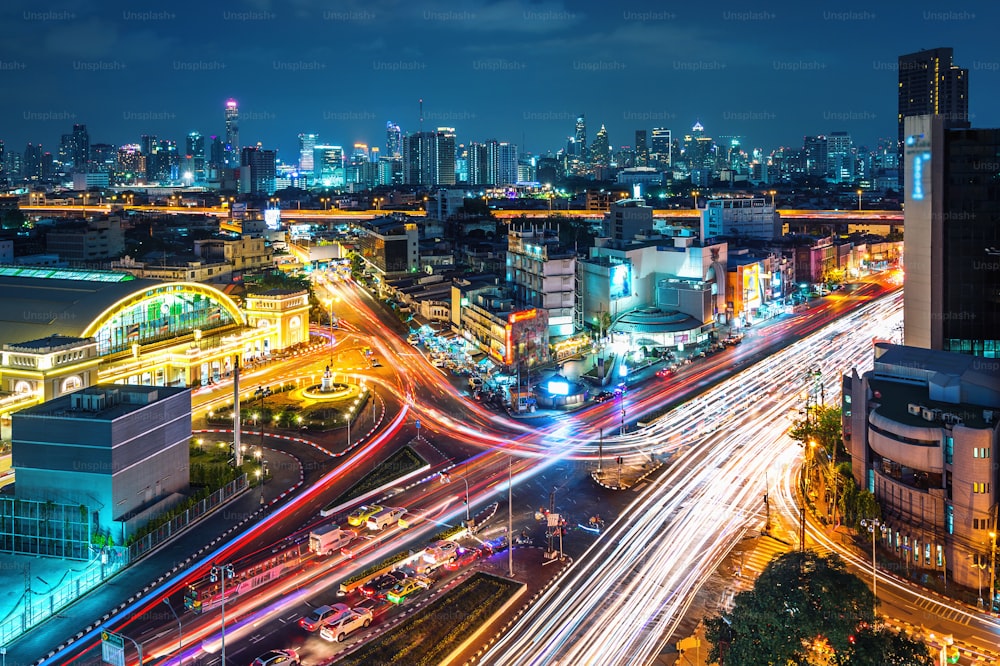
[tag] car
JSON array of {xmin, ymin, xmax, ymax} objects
[
  {"xmin": 386, "ymin": 575, "xmax": 433, "ymax": 604},
  {"xmin": 423, "ymin": 539, "xmax": 461, "ymax": 565},
  {"xmin": 298, "ymin": 603, "xmax": 350, "ymax": 632},
  {"xmin": 359, "ymin": 570, "xmax": 407, "ymax": 599},
  {"xmin": 251, "ymin": 648, "xmax": 299, "ymax": 666},
  {"xmin": 319, "ymin": 607, "xmax": 374, "ymax": 642},
  {"xmin": 347, "ymin": 504, "xmax": 383, "ymax": 527},
  {"xmin": 370, "ymin": 357, "xmax": 382, "ymax": 367},
  {"xmin": 483, "ymin": 535, "xmax": 509, "ymax": 553},
  {"xmin": 444, "ymin": 546, "xmax": 483, "ymax": 571},
  {"xmin": 656, "ymin": 367, "xmax": 673, "ymax": 378},
  {"xmin": 593, "ymin": 390, "xmax": 614, "ymax": 403}
]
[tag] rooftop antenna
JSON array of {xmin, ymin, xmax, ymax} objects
[{"xmin": 419, "ymin": 98, "xmax": 424, "ymax": 133}]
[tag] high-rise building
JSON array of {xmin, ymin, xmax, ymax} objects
[
  {"xmin": 298, "ymin": 133, "xmax": 318, "ymax": 175},
  {"xmin": 435, "ymin": 127, "xmax": 456, "ymax": 186},
  {"xmin": 903, "ymin": 114, "xmax": 1000, "ymax": 357},
  {"xmin": 72, "ymin": 124, "xmax": 89, "ymax": 170},
  {"xmin": 208, "ymin": 135, "xmax": 224, "ymax": 176},
  {"xmin": 23, "ymin": 143, "xmax": 42, "ymax": 179},
  {"xmin": 88, "ymin": 143, "xmax": 116, "ymax": 173},
  {"xmin": 635, "ymin": 130, "xmax": 648, "ymax": 167},
  {"xmin": 313, "ymin": 145, "xmax": 344, "ymax": 186},
  {"xmin": 497, "ymin": 142, "xmax": 518, "ymax": 186},
  {"xmin": 239, "ymin": 146, "xmax": 276, "ymax": 195},
  {"xmin": 575, "ymin": 114, "xmax": 587, "ymax": 157},
  {"xmin": 468, "ymin": 141, "xmax": 497, "ymax": 186},
  {"xmin": 115, "ymin": 144, "xmax": 145, "ymax": 184},
  {"xmin": 591, "ymin": 124, "xmax": 610, "ymax": 168},
  {"xmin": 403, "ymin": 128, "xmax": 456, "ymax": 186},
  {"xmin": 186, "ymin": 131, "xmax": 206, "ymax": 182},
  {"xmin": 650, "ymin": 127, "xmax": 671, "ymax": 169},
  {"xmin": 898, "ymin": 48, "xmax": 969, "ymax": 184},
  {"xmin": 826, "ymin": 131, "xmax": 853, "ymax": 183},
  {"xmin": 386, "ymin": 121, "xmax": 402, "ymax": 158},
  {"xmin": 224, "ymin": 98, "xmax": 240, "ymax": 168},
  {"xmin": 803, "ymin": 135, "xmax": 828, "ymax": 178}
]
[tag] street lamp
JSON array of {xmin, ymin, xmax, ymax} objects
[
  {"xmin": 990, "ymin": 530, "xmax": 998, "ymax": 612},
  {"xmin": 860, "ymin": 518, "xmax": 887, "ymax": 614},
  {"xmin": 209, "ymin": 563, "xmax": 235, "ymax": 666},
  {"xmin": 345, "ymin": 408, "xmax": 354, "ymax": 448},
  {"xmin": 769, "ymin": 189, "xmax": 776, "ymax": 207},
  {"xmin": 692, "ymin": 189, "xmax": 700, "ymax": 209},
  {"xmin": 162, "ymin": 597, "xmax": 183, "ymax": 664},
  {"xmin": 856, "ymin": 189, "xmax": 863, "ymax": 211}
]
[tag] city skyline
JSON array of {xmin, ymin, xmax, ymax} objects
[{"xmin": 3, "ymin": 0, "xmax": 1000, "ymax": 161}]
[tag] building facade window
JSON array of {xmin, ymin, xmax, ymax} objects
[
  {"xmin": 972, "ymin": 482, "xmax": 990, "ymax": 493},
  {"xmin": 973, "ymin": 447, "xmax": 990, "ymax": 458},
  {"xmin": 946, "ymin": 504, "xmax": 954, "ymax": 534},
  {"xmin": 945, "ymin": 435, "xmax": 953, "ymax": 464}
]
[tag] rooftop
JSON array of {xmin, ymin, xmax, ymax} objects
[
  {"xmin": 3, "ymin": 334, "xmax": 94, "ymax": 352},
  {"xmin": 16, "ymin": 384, "xmax": 190, "ymax": 421},
  {"xmin": 869, "ymin": 377, "xmax": 995, "ymax": 430}
]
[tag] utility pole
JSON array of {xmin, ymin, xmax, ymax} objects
[
  {"xmin": 508, "ymin": 456, "xmax": 514, "ymax": 577},
  {"xmin": 232, "ymin": 355, "xmax": 241, "ymax": 467}
]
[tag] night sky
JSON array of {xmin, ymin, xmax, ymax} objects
[{"xmin": 2, "ymin": 0, "xmax": 998, "ymax": 161}]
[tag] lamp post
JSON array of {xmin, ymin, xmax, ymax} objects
[
  {"xmin": 210, "ymin": 563, "xmax": 234, "ymax": 665},
  {"xmin": 769, "ymin": 189, "xmax": 776, "ymax": 207},
  {"xmin": 322, "ymin": 297, "xmax": 339, "ymax": 365},
  {"xmin": 162, "ymin": 597, "xmax": 183, "ymax": 664},
  {"xmin": 254, "ymin": 386, "xmax": 271, "ymax": 499},
  {"xmin": 508, "ymin": 455, "xmax": 514, "ymax": 577},
  {"xmin": 345, "ymin": 407, "xmax": 354, "ymax": 448},
  {"xmin": 692, "ymin": 189, "xmax": 700, "ymax": 209},
  {"xmin": 990, "ymin": 530, "xmax": 997, "ymax": 612},
  {"xmin": 860, "ymin": 518, "xmax": 887, "ymax": 614},
  {"xmin": 856, "ymin": 189, "xmax": 863, "ymax": 211},
  {"xmin": 462, "ymin": 462, "xmax": 474, "ymax": 530}
]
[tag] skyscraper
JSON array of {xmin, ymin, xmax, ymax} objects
[
  {"xmin": 468, "ymin": 141, "xmax": 497, "ymax": 186},
  {"xmin": 239, "ymin": 146, "xmax": 276, "ymax": 195},
  {"xmin": 825, "ymin": 131, "xmax": 853, "ymax": 183},
  {"xmin": 634, "ymin": 130, "xmax": 648, "ymax": 167},
  {"xmin": 903, "ymin": 114, "xmax": 1000, "ymax": 357},
  {"xmin": 650, "ymin": 127, "xmax": 671, "ymax": 169},
  {"xmin": 590, "ymin": 125, "xmax": 610, "ymax": 168},
  {"xmin": 186, "ymin": 131, "xmax": 205, "ymax": 182},
  {"xmin": 386, "ymin": 121, "xmax": 402, "ymax": 158},
  {"xmin": 803, "ymin": 135, "xmax": 828, "ymax": 178},
  {"xmin": 224, "ymin": 99, "xmax": 240, "ymax": 168},
  {"xmin": 897, "ymin": 48, "xmax": 969, "ymax": 181},
  {"xmin": 297, "ymin": 133, "xmax": 318, "ymax": 175},
  {"xmin": 72, "ymin": 124, "xmax": 89, "ymax": 170},
  {"xmin": 574, "ymin": 114, "xmax": 587, "ymax": 157},
  {"xmin": 403, "ymin": 128, "xmax": 455, "ymax": 186},
  {"xmin": 23, "ymin": 143, "xmax": 42, "ymax": 179},
  {"xmin": 313, "ymin": 145, "xmax": 345, "ymax": 186}
]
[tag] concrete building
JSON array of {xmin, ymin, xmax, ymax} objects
[
  {"xmin": 12, "ymin": 384, "xmax": 192, "ymax": 540},
  {"xmin": 842, "ymin": 343, "xmax": 999, "ymax": 592},
  {"xmin": 193, "ymin": 235, "xmax": 273, "ymax": 273},
  {"xmin": 356, "ymin": 214, "xmax": 420, "ymax": 279},
  {"xmin": 452, "ymin": 277, "xmax": 549, "ymax": 371},
  {"xmin": 45, "ymin": 217, "xmax": 125, "ymax": 261},
  {"xmin": 0, "ymin": 239, "xmax": 12, "ymax": 264},
  {"xmin": 903, "ymin": 114, "xmax": 1000, "ymax": 357},
  {"xmin": 506, "ymin": 225, "xmax": 576, "ymax": 338},
  {"xmin": 577, "ymin": 235, "xmax": 728, "ymax": 347},
  {"xmin": 603, "ymin": 198, "xmax": 656, "ymax": 242},
  {"xmin": 701, "ymin": 197, "xmax": 781, "ymax": 241}
]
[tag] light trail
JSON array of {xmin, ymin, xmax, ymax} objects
[{"xmin": 485, "ymin": 292, "xmax": 902, "ymax": 665}]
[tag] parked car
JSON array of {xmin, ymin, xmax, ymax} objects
[
  {"xmin": 299, "ymin": 603, "xmax": 350, "ymax": 632},
  {"xmin": 593, "ymin": 391, "xmax": 614, "ymax": 403},
  {"xmin": 251, "ymin": 648, "xmax": 299, "ymax": 666}
]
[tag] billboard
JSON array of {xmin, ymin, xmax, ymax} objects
[
  {"xmin": 264, "ymin": 208, "xmax": 281, "ymax": 229},
  {"xmin": 609, "ymin": 263, "xmax": 632, "ymax": 301},
  {"xmin": 742, "ymin": 264, "xmax": 762, "ymax": 310}
]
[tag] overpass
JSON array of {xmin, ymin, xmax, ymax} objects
[{"xmin": 19, "ymin": 204, "xmax": 902, "ymax": 222}]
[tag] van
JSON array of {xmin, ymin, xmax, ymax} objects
[{"xmin": 366, "ymin": 507, "xmax": 405, "ymax": 531}]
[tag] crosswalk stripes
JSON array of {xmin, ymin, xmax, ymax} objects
[
  {"xmin": 717, "ymin": 535, "xmax": 833, "ymax": 610},
  {"xmin": 911, "ymin": 597, "xmax": 973, "ymax": 627}
]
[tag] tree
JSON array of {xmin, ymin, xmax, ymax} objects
[
  {"xmin": 789, "ymin": 404, "xmax": 843, "ymax": 461},
  {"xmin": 706, "ymin": 550, "xmax": 905, "ymax": 666},
  {"xmin": 843, "ymin": 625, "xmax": 934, "ymax": 665},
  {"xmin": 704, "ymin": 551, "xmax": 930, "ymax": 665}
]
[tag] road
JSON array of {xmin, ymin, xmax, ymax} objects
[
  {"xmin": 483, "ymin": 292, "xmax": 904, "ymax": 665},
  {"xmin": 34, "ymin": 273, "xmax": 993, "ymax": 666}
]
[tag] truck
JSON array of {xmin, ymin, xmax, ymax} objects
[
  {"xmin": 309, "ymin": 525, "xmax": 356, "ymax": 557},
  {"xmin": 366, "ymin": 507, "xmax": 406, "ymax": 531}
]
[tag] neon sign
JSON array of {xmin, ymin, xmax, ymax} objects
[{"xmin": 911, "ymin": 151, "xmax": 931, "ymax": 201}]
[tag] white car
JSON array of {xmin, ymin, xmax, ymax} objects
[
  {"xmin": 423, "ymin": 539, "xmax": 461, "ymax": 565},
  {"xmin": 319, "ymin": 607, "xmax": 373, "ymax": 642}
]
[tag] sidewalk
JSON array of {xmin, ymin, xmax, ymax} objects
[{"xmin": 4, "ymin": 448, "xmax": 303, "ymax": 666}]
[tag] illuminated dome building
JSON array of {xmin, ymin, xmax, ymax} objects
[{"xmin": 0, "ymin": 266, "xmax": 310, "ymax": 435}]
